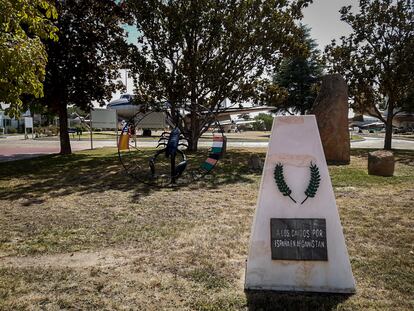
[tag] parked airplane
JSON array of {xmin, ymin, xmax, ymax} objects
[
  {"xmin": 106, "ymin": 94, "xmax": 272, "ymax": 131},
  {"xmin": 359, "ymin": 122, "xmax": 385, "ymax": 129},
  {"xmin": 106, "ymin": 94, "xmax": 140, "ymax": 119},
  {"xmin": 349, "ymin": 114, "xmax": 385, "ymax": 131}
]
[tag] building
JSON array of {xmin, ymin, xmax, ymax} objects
[
  {"xmin": 0, "ymin": 103, "xmax": 33, "ymax": 134},
  {"xmin": 393, "ymin": 113, "xmax": 414, "ymax": 129}
]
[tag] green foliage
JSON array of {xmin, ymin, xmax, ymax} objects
[
  {"xmin": 43, "ymin": 0, "xmax": 130, "ymax": 111},
  {"xmin": 273, "ymin": 25, "xmax": 325, "ymax": 115},
  {"xmin": 324, "ymin": 0, "xmax": 414, "ymax": 149},
  {"xmin": 6, "ymin": 127, "xmax": 17, "ymax": 134},
  {"xmin": 34, "ymin": 125, "xmax": 59, "ymax": 137},
  {"xmin": 36, "ymin": 0, "xmax": 131, "ymax": 154},
  {"xmin": 0, "ymin": 0, "xmax": 58, "ymax": 118},
  {"xmin": 253, "ymin": 113, "xmax": 274, "ymax": 131},
  {"xmin": 127, "ymin": 0, "xmax": 312, "ymax": 150},
  {"xmin": 67, "ymin": 106, "xmax": 88, "ymax": 118},
  {"xmin": 252, "ymin": 121, "xmax": 265, "ymax": 131}
]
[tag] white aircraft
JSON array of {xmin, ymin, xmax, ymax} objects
[
  {"xmin": 106, "ymin": 94, "xmax": 140, "ymax": 119},
  {"xmin": 360, "ymin": 122, "xmax": 385, "ymax": 129},
  {"xmin": 106, "ymin": 94, "xmax": 273, "ymax": 130},
  {"xmin": 350, "ymin": 114, "xmax": 385, "ymax": 131}
]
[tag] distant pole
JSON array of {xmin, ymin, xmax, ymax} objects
[
  {"xmin": 115, "ymin": 113, "xmax": 118, "ymax": 148},
  {"xmin": 90, "ymin": 117, "xmax": 93, "ymax": 150}
]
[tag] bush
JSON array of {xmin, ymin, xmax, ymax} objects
[
  {"xmin": 33, "ymin": 126, "xmax": 59, "ymax": 137},
  {"xmin": 253, "ymin": 113, "xmax": 274, "ymax": 131},
  {"xmin": 6, "ymin": 127, "xmax": 17, "ymax": 134},
  {"xmin": 252, "ymin": 120, "xmax": 265, "ymax": 131},
  {"xmin": 238, "ymin": 124, "xmax": 253, "ymax": 131},
  {"xmin": 74, "ymin": 124, "xmax": 88, "ymax": 131}
]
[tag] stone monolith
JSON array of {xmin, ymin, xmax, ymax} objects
[{"xmin": 312, "ymin": 74, "xmax": 350, "ymax": 164}]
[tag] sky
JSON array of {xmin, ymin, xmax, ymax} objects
[
  {"xmin": 108, "ymin": 1, "xmax": 360, "ymax": 103},
  {"xmin": 124, "ymin": 24, "xmax": 139, "ymax": 45},
  {"xmin": 302, "ymin": 0, "xmax": 358, "ymax": 50},
  {"xmin": 124, "ymin": 1, "xmax": 359, "ymax": 49}
]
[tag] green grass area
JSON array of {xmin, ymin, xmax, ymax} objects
[
  {"xmin": 0, "ymin": 148, "xmax": 413, "ymax": 310},
  {"xmin": 350, "ymin": 134, "xmax": 364, "ymax": 141}
]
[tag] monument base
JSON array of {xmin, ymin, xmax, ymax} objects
[
  {"xmin": 244, "ymin": 284, "xmax": 356, "ymax": 294},
  {"xmin": 245, "ymin": 116, "xmax": 356, "ymax": 294}
]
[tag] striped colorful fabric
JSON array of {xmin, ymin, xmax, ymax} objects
[
  {"xmin": 212, "ymin": 141, "xmax": 223, "ymax": 148},
  {"xmin": 211, "ymin": 147, "xmax": 222, "ymax": 154},
  {"xmin": 206, "ymin": 157, "xmax": 218, "ymax": 165},
  {"xmin": 211, "ymin": 136, "xmax": 225, "ymax": 154},
  {"xmin": 208, "ymin": 153, "xmax": 220, "ymax": 160},
  {"xmin": 202, "ymin": 155, "xmax": 219, "ymax": 171},
  {"xmin": 202, "ymin": 161, "xmax": 214, "ymax": 171},
  {"xmin": 201, "ymin": 135, "xmax": 226, "ymax": 171}
]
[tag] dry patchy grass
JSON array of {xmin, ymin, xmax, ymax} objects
[{"xmin": 0, "ymin": 148, "xmax": 413, "ymax": 310}]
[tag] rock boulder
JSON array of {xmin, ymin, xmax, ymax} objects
[
  {"xmin": 368, "ymin": 150, "xmax": 395, "ymax": 177},
  {"xmin": 248, "ymin": 154, "xmax": 264, "ymax": 171}
]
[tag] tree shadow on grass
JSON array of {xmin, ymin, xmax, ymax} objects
[
  {"xmin": 197, "ymin": 151, "xmax": 263, "ymax": 189},
  {"xmin": 0, "ymin": 154, "xmax": 50, "ymax": 162},
  {"xmin": 245, "ymin": 290, "xmax": 351, "ymax": 311},
  {"xmin": 0, "ymin": 148, "xmax": 263, "ymax": 203},
  {"xmin": 0, "ymin": 150, "xmax": 157, "ymax": 203}
]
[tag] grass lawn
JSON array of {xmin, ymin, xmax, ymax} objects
[
  {"xmin": 350, "ymin": 134, "xmax": 364, "ymax": 141},
  {"xmin": 0, "ymin": 148, "xmax": 412, "ymax": 310}
]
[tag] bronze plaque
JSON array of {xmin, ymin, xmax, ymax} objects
[{"xmin": 270, "ymin": 218, "xmax": 328, "ymax": 261}]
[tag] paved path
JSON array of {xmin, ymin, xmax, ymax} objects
[
  {"xmin": 0, "ymin": 135, "xmax": 413, "ymax": 162},
  {"xmin": 350, "ymin": 136, "xmax": 414, "ymax": 150},
  {"xmin": 0, "ymin": 136, "xmax": 115, "ymax": 162}
]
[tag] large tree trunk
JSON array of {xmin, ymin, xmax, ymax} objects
[
  {"xmin": 188, "ymin": 132, "xmax": 199, "ymax": 152},
  {"xmin": 384, "ymin": 101, "xmax": 394, "ymax": 150},
  {"xmin": 187, "ymin": 28, "xmax": 199, "ymax": 152},
  {"xmin": 188, "ymin": 71, "xmax": 199, "ymax": 151},
  {"xmin": 58, "ymin": 102, "xmax": 72, "ymax": 154},
  {"xmin": 187, "ymin": 108, "xmax": 199, "ymax": 151}
]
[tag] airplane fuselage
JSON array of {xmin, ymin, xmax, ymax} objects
[{"xmin": 106, "ymin": 95, "xmax": 141, "ymax": 119}]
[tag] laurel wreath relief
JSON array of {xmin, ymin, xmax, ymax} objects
[
  {"xmin": 273, "ymin": 162, "xmax": 320, "ymax": 205},
  {"xmin": 274, "ymin": 163, "xmax": 297, "ymax": 203}
]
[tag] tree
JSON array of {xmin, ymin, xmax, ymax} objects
[
  {"xmin": 324, "ymin": 0, "xmax": 414, "ymax": 150},
  {"xmin": 0, "ymin": 0, "xmax": 58, "ymax": 117},
  {"xmin": 253, "ymin": 113, "xmax": 274, "ymax": 131},
  {"xmin": 127, "ymin": 0, "xmax": 311, "ymax": 150},
  {"xmin": 272, "ymin": 25, "xmax": 324, "ymax": 115},
  {"xmin": 39, "ymin": 0, "xmax": 130, "ymax": 154}
]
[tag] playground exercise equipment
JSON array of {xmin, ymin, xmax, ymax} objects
[{"xmin": 117, "ymin": 110, "xmax": 226, "ymax": 187}]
